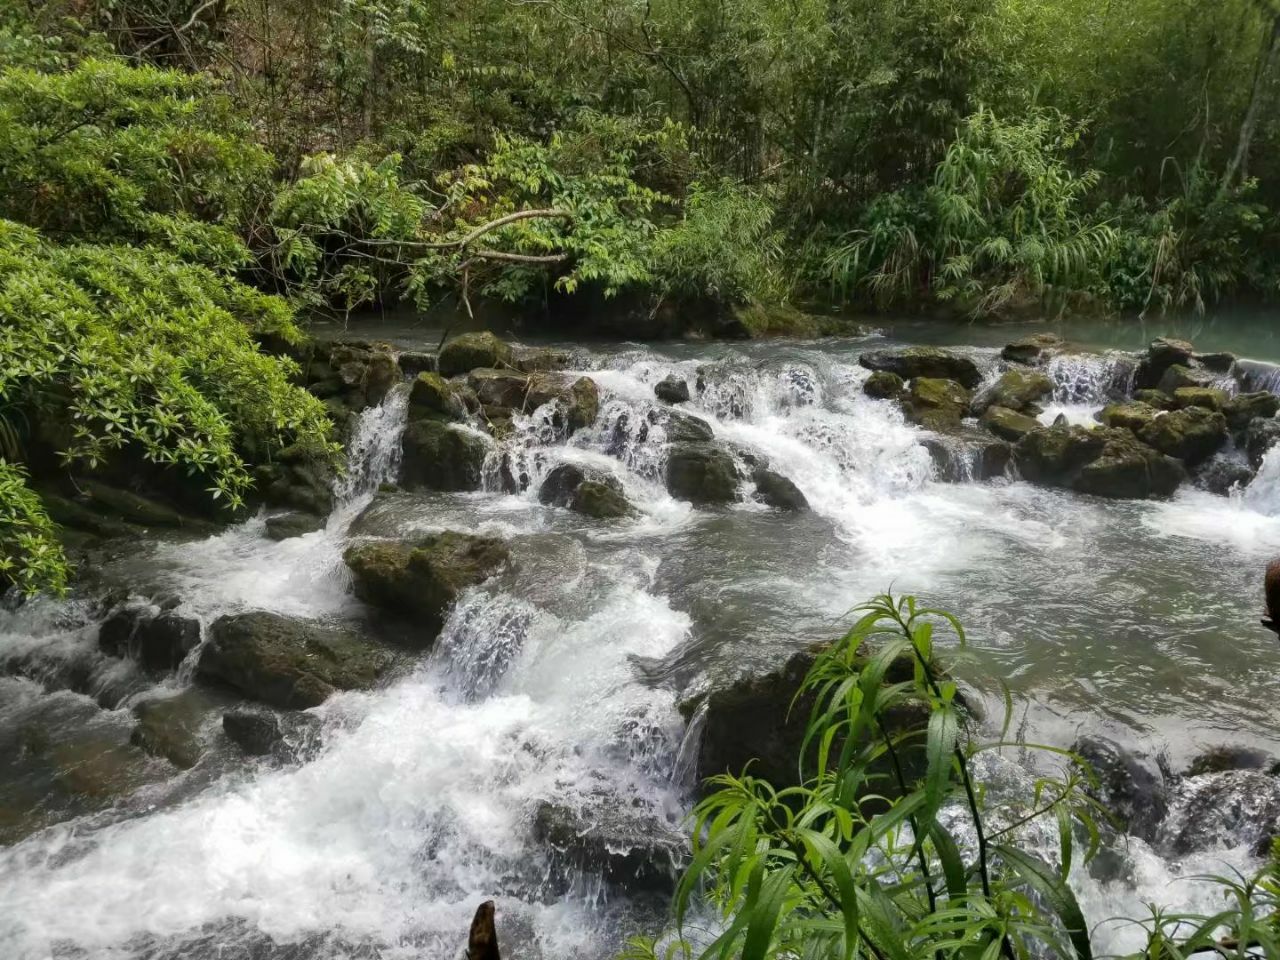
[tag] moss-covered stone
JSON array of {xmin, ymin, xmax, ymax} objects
[
  {"xmin": 1171, "ymin": 387, "xmax": 1228, "ymax": 412},
  {"xmin": 525, "ymin": 374, "xmax": 600, "ymax": 433},
  {"xmin": 1134, "ymin": 337, "xmax": 1196, "ymax": 390},
  {"xmin": 409, "ymin": 372, "xmax": 467, "ymax": 420},
  {"xmin": 1247, "ymin": 417, "xmax": 1280, "ymax": 468},
  {"xmin": 980, "ymin": 405, "xmax": 1041, "ymax": 442},
  {"xmin": 1224, "ymin": 391, "xmax": 1280, "ymax": 432},
  {"xmin": 752, "ymin": 468, "xmax": 809, "ymax": 510},
  {"xmin": 467, "ymin": 368, "xmax": 530, "ymax": 408},
  {"xmin": 973, "ymin": 369, "xmax": 1053, "ymax": 414},
  {"xmin": 1014, "ymin": 424, "xmax": 1186, "ymax": 499},
  {"xmin": 858, "ymin": 347, "xmax": 982, "ymax": 389},
  {"xmin": 437, "ymin": 331, "xmax": 514, "ymax": 377},
  {"xmin": 199, "ymin": 612, "xmax": 392, "ymax": 708},
  {"xmin": 665, "ymin": 442, "xmax": 740, "ymax": 504},
  {"xmin": 1001, "ymin": 333, "xmax": 1062, "ymax": 365},
  {"xmin": 264, "ymin": 511, "xmax": 325, "ymax": 541},
  {"xmin": 902, "ymin": 377, "xmax": 972, "ymax": 430},
  {"xmin": 400, "ymin": 419, "xmax": 488, "ymax": 491},
  {"xmin": 1156, "ymin": 363, "xmax": 1216, "ymax": 395},
  {"xmin": 1100, "ymin": 401, "xmax": 1160, "ymax": 433},
  {"xmin": 863, "ymin": 370, "xmax": 905, "ymax": 400},
  {"xmin": 1137, "ymin": 407, "xmax": 1228, "ymax": 464},
  {"xmin": 345, "ymin": 532, "xmax": 510, "ymax": 636},
  {"xmin": 538, "ymin": 463, "xmax": 632, "ymax": 518},
  {"xmin": 1133, "ymin": 388, "xmax": 1175, "ymax": 410}
]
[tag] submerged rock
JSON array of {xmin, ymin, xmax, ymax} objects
[
  {"xmin": 264, "ymin": 511, "xmax": 325, "ymax": 541},
  {"xmin": 532, "ymin": 796, "xmax": 686, "ymax": 894},
  {"xmin": 222, "ymin": 709, "xmax": 324, "ymax": 761},
  {"xmin": 1001, "ymin": 333, "xmax": 1062, "ymax": 365},
  {"xmin": 862, "ymin": 370, "xmax": 905, "ymax": 400},
  {"xmin": 901, "ymin": 377, "xmax": 972, "ymax": 431},
  {"xmin": 971, "ymin": 369, "xmax": 1053, "ymax": 415},
  {"xmin": 1073, "ymin": 735, "xmax": 1168, "ymax": 842},
  {"xmin": 400, "ymin": 420, "xmax": 488, "ymax": 491},
  {"xmin": 1246, "ymin": 417, "xmax": 1280, "ymax": 468},
  {"xmin": 654, "ymin": 375, "xmax": 691, "ymax": 404},
  {"xmin": 344, "ymin": 532, "xmax": 510, "ymax": 636},
  {"xmin": 437, "ymin": 332, "xmax": 513, "ymax": 377},
  {"xmin": 752, "ymin": 468, "xmax": 808, "ymax": 511},
  {"xmin": 538, "ymin": 464, "xmax": 632, "ymax": 519},
  {"xmin": 1015, "ymin": 424, "xmax": 1185, "ymax": 499},
  {"xmin": 130, "ymin": 689, "xmax": 223, "ymax": 769},
  {"xmin": 663, "ymin": 410, "xmax": 715, "ymax": 444},
  {"xmin": 99, "ymin": 605, "xmax": 202, "ymax": 673},
  {"xmin": 525, "ymin": 373, "xmax": 600, "ymax": 434},
  {"xmin": 1136, "ymin": 406, "xmax": 1227, "ymax": 465},
  {"xmin": 923, "ymin": 431, "xmax": 1012, "ymax": 481},
  {"xmin": 199, "ymin": 612, "xmax": 392, "ymax": 708},
  {"xmin": 1161, "ymin": 770, "xmax": 1280, "ymax": 857},
  {"xmin": 1185, "ymin": 745, "xmax": 1278, "ymax": 777},
  {"xmin": 859, "ymin": 347, "xmax": 982, "ymax": 389},
  {"xmin": 665, "ymin": 442, "xmax": 740, "ymax": 504}
]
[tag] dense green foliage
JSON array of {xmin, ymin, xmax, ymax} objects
[{"xmin": 629, "ymin": 596, "xmax": 1280, "ymax": 960}]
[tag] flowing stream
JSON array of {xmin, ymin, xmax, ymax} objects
[{"xmin": 4, "ymin": 326, "xmax": 1280, "ymax": 958}]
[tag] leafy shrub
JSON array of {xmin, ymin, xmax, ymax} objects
[
  {"xmin": 0, "ymin": 460, "xmax": 67, "ymax": 596},
  {"xmin": 0, "ymin": 220, "xmax": 335, "ymax": 594}
]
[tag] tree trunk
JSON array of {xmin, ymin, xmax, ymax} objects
[{"xmin": 1221, "ymin": 13, "xmax": 1280, "ymax": 194}]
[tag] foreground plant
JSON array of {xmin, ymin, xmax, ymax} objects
[{"xmin": 629, "ymin": 594, "xmax": 1280, "ymax": 960}]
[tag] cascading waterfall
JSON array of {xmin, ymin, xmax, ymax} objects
[{"xmin": 4, "ymin": 337, "xmax": 1280, "ymax": 959}]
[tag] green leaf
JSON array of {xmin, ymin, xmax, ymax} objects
[{"xmin": 994, "ymin": 843, "xmax": 1093, "ymax": 960}]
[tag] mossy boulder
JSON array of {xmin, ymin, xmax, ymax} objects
[
  {"xmin": 1137, "ymin": 407, "xmax": 1228, "ymax": 465},
  {"xmin": 663, "ymin": 410, "xmax": 715, "ymax": 443},
  {"xmin": 858, "ymin": 347, "xmax": 982, "ymax": 389},
  {"xmin": 198, "ymin": 612, "xmax": 392, "ymax": 708},
  {"xmin": 513, "ymin": 347, "xmax": 573, "ymax": 373},
  {"xmin": 538, "ymin": 464, "xmax": 632, "ymax": 519},
  {"xmin": 979, "ymin": 405, "xmax": 1041, "ymax": 443},
  {"xmin": 344, "ymin": 532, "xmax": 510, "ymax": 636},
  {"xmin": 751, "ymin": 468, "xmax": 809, "ymax": 510},
  {"xmin": 972, "ymin": 368, "xmax": 1053, "ymax": 415},
  {"xmin": 902, "ymin": 377, "xmax": 972, "ymax": 431},
  {"xmin": 400, "ymin": 419, "xmax": 488, "ymax": 491},
  {"xmin": 409, "ymin": 372, "xmax": 467, "ymax": 420},
  {"xmin": 437, "ymin": 331, "xmax": 514, "ymax": 377},
  {"xmin": 922, "ymin": 432, "xmax": 1012, "ymax": 482},
  {"xmin": 1100, "ymin": 401, "xmax": 1161, "ymax": 433},
  {"xmin": 1246, "ymin": 417, "xmax": 1280, "ymax": 468},
  {"xmin": 98, "ymin": 605, "xmax": 202, "ymax": 673},
  {"xmin": 1134, "ymin": 337, "xmax": 1196, "ymax": 389},
  {"xmin": 1171, "ymin": 387, "xmax": 1228, "ymax": 411},
  {"xmin": 1156, "ymin": 363, "xmax": 1216, "ymax": 395},
  {"xmin": 255, "ymin": 443, "xmax": 335, "ymax": 517},
  {"xmin": 130, "ymin": 689, "xmax": 222, "ymax": 769},
  {"xmin": 1014, "ymin": 424, "xmax": 1185, "ymax": 499},
  {"xmin": 1001, "ymin": 333, "xmax": 1063, "ymax": 365},
  {"xmin": 665, "ymin": 442, "xmax": 740, "ymax": 504},
  {"xmin": 1224, "ymin": 391, "xmax": 1280, "ymax": 432},
  {"xmin": 468, "ymin": 368, "xmax": 531, "ymax": 409},
  {"xmin": 1133, "ymin": 388, "xmax": 1175, "ymax": 410},
  {"xmin": 862, "ymin": 370, "xmax": 905, "ymax": 400},
  {"xmin": 526, "ymin": 373, "xmax": 600, "ymax": 434}
]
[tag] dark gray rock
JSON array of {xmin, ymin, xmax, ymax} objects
[
  {"xmin": 654, "ymin": 375, "xmax": 691, "ymax": 404},
  {"xmin": 1001, "ymin": 333, "xmax": 1063, "ymax": 365},
  {"xmin": 752, "ymin": 468, "xmax": 809, "ymax": 511},
  {"xmin": 223, "ymin": 709, "xmax": 324, "ymax": 761},
  {"xmin": 532, "ymin": 796, "xmax": 686, "ymax": 894},
  {"xmin": 665, "ymin": 443, "xmax": 740, "ymax": 504},
  {"xmin": 859, "ymin": 347, "xmax": 982, "ymax": 389},
  {"xmin": 863, "ymin": 370, "xmax": 905, "ymax": 400},
  {"xmin": 663, "ymin": 410, "xmax": 715, "ymax": 444},
  {"xmin": 538, "ymin": 464, "xmax": 632, "ymax": 519},
  {"xmin": 401, "ymin": 419, "xmax": 488, "ymax": 491},
  {"xmin": 99, "ymin": 606, "xmax": 201, "ymax": 673},
  {"xmin": 264, "ymin": 512, "xmax": 325, "ymax": 541},
  {"xmin": 1246, "ymin": 417, "xmax": 1280, "ymax": 468},
  {"xmin": 437, "ymin": 332, "xmax": 514, "ymax": 378},
  {"xmin": 1073, "ymin": 735, "xmax": 1168, "ymax": 842}
]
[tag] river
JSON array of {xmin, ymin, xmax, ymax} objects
[{"xmin": 3, "ymin": 318, "xmax": 1280, "ymax": 958}]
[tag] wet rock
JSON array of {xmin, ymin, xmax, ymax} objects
[
  {"xmin": 663, "ymin": 410, "xmax": 715, "ymax": 444},
  {"xmin": 654, "ymin": 374, "xmax": 691, "ymax": 404},
  {"xmin": 1015, "ymin": 425, "xmax": 1185, "ymax": 499},
  {"xmin": 1171, "ymin": 386, "xmax": 1228, "ymax": 412},
  {"xmin": 979, "ymin": 406, "xmax": 1041, "ymax": 443},
  {"xmin": 1224, "ymin": 391, "xmax": 1280, "ymax": 432},
  {"xmin": 1137, "ymin": 406, "xmax": 1228, "ymax": 465},
  {"xmin": 319, "ymin": 341, "xmax": 401, "ymax": 411},
  {"xmin": 1193, "ymin": 457, "xmax": 1255, "ymax": 495},
  {"xmin": 409, "ymin": 372, "xmax": 467, "ymax": 420},
  {"xmin": 131, "ymin": 690, "xmax": 218, "ymax": 769},
  {"xmin": 863, "ymin": 370, "xmax": 905, "ymax": 400},
  {"xmin": 972, "ymin": 369, "xmax": 1053, "ymax": 415},
  {"xmin": 344, "ymin": 532, "xmax": 510, "ymax": 635},
  {"xmin": 1100, "ymin": 401, "xmax": 1160, "ymax": 433},
  {"xmin": 400, "ymin": 419, "xmax": 488, "ymax": 491},
  {"xmin": 1156, "ymin": 363, "xmax": 1216, "ymax": 395},
  {"xmin": 51, "ymin": 738, "xmax": 155, "ymax": 801},
  {"xmin": 1134, "ymin": 337, "xmax": 1195, "ymax": 389},
  {"xmin": 1246, "ymin": 417, "xmax": 1280, "ymax": 468},
  {"xmin": 1001, "ymin": 333, "xmax": 1063, "ymax": 365},
  {"xmin": 902, "ymin": 377, "xmax": 972, "ymax": 431},
  {"xmin": 538, "ymin": 464, "xmax": 632, "ymax": 519},
  {"xmin": 38, "ymin": 492, "xmax": 140, "ymax": 539},
  {"xmin": 199, "ymin": 612, "xmax": 392, "ymax": 709},
  {"xmin": 665, "ymin": 443, "xmax": 740, "ymax": 504},
  {"xmin": 255, "ymin": 443, "xmax": 335, "ymax": 516},
  {"xmin": 513, "ymin": 347, "xmax": 572, "ymax": 373},
  {"xmin": 1162, "ymin": 770, "xmax": 1280, "ymax": 857},
  {"xmin": 437, "ymin": 332, "xmax": 514, "ymax": 377},
  {"xmin": 1194, "ymin": 351, "xmax": 1237, "ymax": 373},
  {"xmin": 1073, "ymin": 735, "xmax": 1168, "ymax": 842},
  {"xmin": 75, "ymin": 479, "xmax": 214, "ymax": 531},
  {"xmin": 264, "ymin": 511, "xmax": 325, "ymax": 541},
  {"xmin": 1186, "ymin": 745, "xmax": 1278, "ymax": 777},
  {"xmin": 468, "ymin": 368, "xmax": 530, "ymax": 409},
  {"xmin": 98, "ymin": 606, "xmax": 202, "ymax": 673},
  {"xmin": 859, "ymin": 346, "xmax": 982, "ymax": 389},
  {"xmin": 1133, "ymin": 388, "xmax": 1175, "ymax": 411},
  {"xmin": 222, "ymin": 709, "xmax": 323, "ymax": 760},
  {"xmin": 923, "ymin": 431, "xmax": 1012, "ymax": 482},
  {"xmin": 532, "ymin": 797, "xmax": 685, "ymax": 894},
  {"xmin": 396, "ymin": 350, "xmax": 435, "ymax": 378},
  {"xmin": 752, "ymin": 468, "xmax": 808, "ymax": 511},
  {"xmin": 525, "ymin": 373, "xmax": 600, "ymax": 434}
]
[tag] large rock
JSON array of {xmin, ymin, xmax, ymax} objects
[
  {"xmin": 665, "ymin": 443, "xmax": 740, "ymax": 504},
  {"xmin": 525, "ymin": 374, "xmax": 600, "ymax": 434},
  {"xmin": 979, "ymin": 406, "xmax": 1041, "ymax": 443},
  {"xmin": 532, "ymin": 796, "xmax": 685, "ymax": 894},
  {"xmin": 400, "ymin": 419, "xmax": 488, "ymax": 491},
  {"xmin": 1171, "ymin": 387, "xmax": 1228, "ymax": 412},
  {"xmin": 1001, "ymin": 333, "xmax": 1062, "ymax": 365},
  {"xmin": 344, "ymin": 532, "xmax": 510, "ymax": 635},
  {"xmin": 972, "ymin": 369, "xmax": 1053, "ymax": 415},
  {"xmin": 310, "ymin": 341, "xmax": 401, "ymax": 414},
  {"xmin": 1134, "ymin": 337, "xmax": 1196, "ymax": 390},
  {"xmin": 923, "ymin": 432, "xmax": 1012, "ymax": 482},
  {"xmin": 663, "ymin": 410, "xmax": 715, "ymax": 444},
  {"xmin": 1224, "ymin": 391, "xmax": 1280, "ymax": 432},
  {"xmin": 859, "ymin": 347, "xmax": 982, "ymax": 389},
  {"xmin": 409, "ymin": 372, "xmax": 467, "ymax": 420},
  {"xmin": 437, "ymin": 332, "xmax": 514, "ymax": 377},
  {"xmin": 752, "ymin": 468, "xmax": 808, "ymax": 511},
  {"xmin": 130, "ymin": 689, "xmax": 223, "ymax": 770},
  {"xmin": 1156, "ymin": 363, "xmax": 1216, "ymax": 395},
  {"xmin": 254, "ymin": 443, "xmax": 335, "ymax": 517},
  {"xmin": 1193, "ymin": 457, "xmax": 1255, "ymax": 495},
  {"xmin": 1100, "ymin": 401, "xmax": 1160, "ymax": 434},
  {"xmin": 1014, "ymin": 424, "xmax": 1185, "ymax": 499},
  {"xmin": 1073, "ymin": 736, "xmax": 1168, "ymax": 842},
  {"xmin": 99, "ymin": 606, "xmax": 202, "ymax": 673},
  {"xmin": 654, "ymin": 375, "xmax": 691, "ymax": 404},
  {"xmin": 468, "ymin": 368, "xmax": 531, "ymax": 409},
  {"xmin": 264, "ymin": 511, "xmax": 325, "ymax": 541},
  {"xmin": 1247, "ymin": 417, "xmax": 1280, "ymax": 468},
  {"xmin": 1137, "ymin": 407, "xmax": 1228, "ymax": 465},
  {"xmin": 863, "ymin": 370, "xmax": 905, "ymax": 400},
  {"xmin": 1161, "ymin": 771, "xmax": 1280, "ymax": 857},
  {"xmin": 198, "ymin": 613, "xmax": 392, "ymax": 709},
  {"xmin": 538, "ymin": 464, "xmax": 632, "ymax": 519},
  {"xmin": 902, "ymin": 377, "xmax": 972, "ymax": 431},
  {"xmin": 222, "ymin": 709, "xmax": 323, "ymax": 761}
]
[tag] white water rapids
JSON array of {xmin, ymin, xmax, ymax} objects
[{"xmin": 3, "ymin": 334, "xmax": 1280, "ymax": 958}]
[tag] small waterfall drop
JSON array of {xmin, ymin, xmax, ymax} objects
[{"xmin": 330, "ymin": 385, "xmax": 411, "ymax": 517}]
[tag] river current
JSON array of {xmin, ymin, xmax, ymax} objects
[{"xmin": 3, "ymin": 325, "xmax": 1280, "ymax": 958}]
